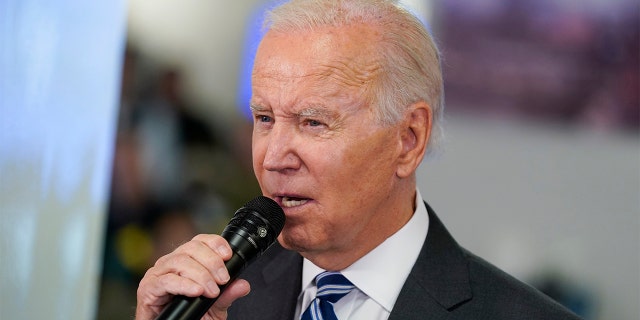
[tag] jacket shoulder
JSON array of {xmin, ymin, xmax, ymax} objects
[
  {"xmin": 392, "ymin": 202, "xmax": 582, "ymax": 320},
  {"xmin": 460, "ymin": 249, "xmax": 582, "ymax": 319}
]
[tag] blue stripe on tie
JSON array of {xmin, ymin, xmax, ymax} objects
[{"xmin": 300, "ymin": 271, "xmax": 355, "ymax": 320}]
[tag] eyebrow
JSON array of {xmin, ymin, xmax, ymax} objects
[
  {"xmin": 249, "ymin": 104, "xmax": 337, "ymax": 120},
  {"xmin": 249, "ymin": 104, "xmax": 270, "ymax": 113},
  {"xmin": 298, "ymin": 107, "xmax": 336, "ymax": 119}
]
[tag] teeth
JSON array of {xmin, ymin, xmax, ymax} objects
[{"xmin": 282, "ymin": 197, "xmax": 308, "ymax": 208}]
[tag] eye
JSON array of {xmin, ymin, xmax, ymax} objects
[
  {"xmin": 256, "ymin": 114, "xmax": 272, "ymax": 123},
  {"xmin": 307, "ymin": 119, "xmax": 323, "ymax": 127}
]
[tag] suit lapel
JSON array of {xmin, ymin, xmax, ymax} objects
[
  {"xmin": 229, "ymin": 242, "xmax": 302, "ymax": 320},
  {"xmin": 389, "ymin": 202, "xmax": 472, "ymax": 319},
  {"xmin": 259, "ymin": 243, "xmax": 303, "ymax": 320}
]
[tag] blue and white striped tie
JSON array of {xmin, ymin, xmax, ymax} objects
[{"xmin": 301, "ymin": 271, "xmax": 355, "ymax": 320}]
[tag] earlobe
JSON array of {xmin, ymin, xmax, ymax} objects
[{"xmin": 396, "ymin": 102, "xmax": 432, "ymax": 178}]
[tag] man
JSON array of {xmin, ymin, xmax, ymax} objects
[{"xmin": 136, "ymin": 1, "xmax": 581, "ymax": 319}]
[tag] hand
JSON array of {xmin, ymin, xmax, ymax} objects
[{"xmin": 135, "ymin": 234, "xmax": 251, "ymax": 320}]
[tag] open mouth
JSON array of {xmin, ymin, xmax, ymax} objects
[{"xmin": 281, "ymin": 196, "xmax": 309, "ymax": 208}]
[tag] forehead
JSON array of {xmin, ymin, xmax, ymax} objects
[{"xmin": 252, "ymin": 25, "xmax": 382, "ymax": 98}]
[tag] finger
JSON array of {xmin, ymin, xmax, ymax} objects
[
  {"xmin": 136, "ymin": 272, "xmax": 204, "ymax": 320},
  {"xmin": 216, "ymin": 279, "xmax": 251, "ymax": 308},
  {"xmin": 154, "ymin": 239, "xmax": 231, "ymax": 289},
  {"xmin": 139, "ymin": 271, "xmax": 205, "ymax": 303},
  {"xmin": 191, "ymin": 234, "xmax": 233, "ymax": 260},
  {"xmin": 177, "ymin": 235, "xmax": 233, "ymax": 283},
  {"xmin": 206, "ymin": 279, "xmax": 251, "ymax": 320},
  {"xmin": 152, "ymin": 251, "xmax": 223, "ymax": 297}
]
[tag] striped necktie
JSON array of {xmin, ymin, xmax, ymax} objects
[{"xmin": 300, "ymin": 271, "xmax": 355, "ymax": 320}]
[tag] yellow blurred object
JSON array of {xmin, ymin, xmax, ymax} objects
[{"xmin": 115, "ymin": 224, "xmax": 154, "ymax": 275}]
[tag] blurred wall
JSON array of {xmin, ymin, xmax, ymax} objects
[
  {"xmin": 126, "ymin": 0, "xmax": 266, "ymax": 129},
  {"xmin": 0, "ymin": 0, "xmax": 126, "ymax": 319}
]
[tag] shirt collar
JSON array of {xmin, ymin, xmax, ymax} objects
[{"xmin": 300, "ymin": 189, "xmax": 429, "ymax": 312}]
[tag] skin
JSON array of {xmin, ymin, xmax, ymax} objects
[
  {"xmin": 135, "ymin": 234, "xmax": 250, "ymax": 320},
  {"xmin": 251, "ymin": 24, "xmax": 431, "ymax": 270},
  {"xmin": 135, "ymin": 23, "xmax": 432, "ymax": 320}
]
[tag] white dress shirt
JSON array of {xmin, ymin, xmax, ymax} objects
[{"xmin": 294, "ymin": 190, "xmax": 430, "ymax": 320}]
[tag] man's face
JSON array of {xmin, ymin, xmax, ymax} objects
[{"xmin": 250, "ymin": 25, "xmax": 409, "ymax": 266}]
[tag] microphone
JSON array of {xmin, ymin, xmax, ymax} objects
[{"xmin": 154, "ymin": 196, "xmax": 285, "ymax": 320}]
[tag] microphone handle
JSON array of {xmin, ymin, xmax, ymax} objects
[{"xmin": 154, "ymin": 253, "xmax": 247, "ymax": 320}]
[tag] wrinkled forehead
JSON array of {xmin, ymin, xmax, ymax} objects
[{"xmin": 252, "ymin": 25, "xmax": 382, "ymax": 91}]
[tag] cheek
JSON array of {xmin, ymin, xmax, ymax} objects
[
  {"xmin": 251, "ymin": 138, "xmax": 266, "ymax": 179},
  {"xmin": 337, "ymin": 137, "xmax": 399, "ymax": 198},
  {"xmin": 319, "ymin": 144, "xmax": 392, "ymax": 199},
  {"xmin": 344, "ymin": 134, "xmax": 398, "ymax": 176}
]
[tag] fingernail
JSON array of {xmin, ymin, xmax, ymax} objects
[
  {"xmin": 207, "ymin": 280, "xmax": 219, "ymax": 296},
  {"xmin": 217, "ymin": 268, "xmax": 230, "ymax": 283},
  {"xmin": 217, "ymin": 245, "xmax": 231, "ymax": 257}
]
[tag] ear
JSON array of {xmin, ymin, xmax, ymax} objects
[{"xmin": 396, "ymin": 101, "xmax": 432, "ymax": 178}]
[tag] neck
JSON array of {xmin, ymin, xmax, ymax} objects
[{"xmin": 303, "ymin": 183, "xmax": 417, "ymax": 271}]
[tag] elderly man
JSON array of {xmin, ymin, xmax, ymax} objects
[{"xmin": 136, "ymin": 1, "xmax": 581, "ymax": 319}]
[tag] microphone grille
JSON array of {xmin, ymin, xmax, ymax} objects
[{"xmin": 244, "ymin": 196, "xmax": 286, "ymax": 233}]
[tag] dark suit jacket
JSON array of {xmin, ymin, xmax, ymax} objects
[{"xmin": 228, "ymin": 203, "xmax": 581, "ymax": 319}]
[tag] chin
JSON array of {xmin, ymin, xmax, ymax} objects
[{"xmin": 278, "ymin": 228, "xmax": 319, "ymax": 253}]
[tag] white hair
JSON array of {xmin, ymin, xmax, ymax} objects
[{"xmin": 263, "ymin": 0, "xmax": 445, "ymax": 155}]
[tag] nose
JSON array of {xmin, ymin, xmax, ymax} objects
[{"xmin": 261, "ymin": 124, "xmax": 301, "ymax": 173}]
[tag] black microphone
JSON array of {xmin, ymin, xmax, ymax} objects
[{"xmin": 154, "ymin": 196, "xmax": 285, "ymax": 320}]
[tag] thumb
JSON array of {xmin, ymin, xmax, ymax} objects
[{"xmin": 206, "ymin": 279, "xmax": 251, "ymax": 320}]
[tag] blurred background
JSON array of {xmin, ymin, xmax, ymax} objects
[{"xmin": 1, "ymin": 0, "xmax": 638, "ymax": 319}]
